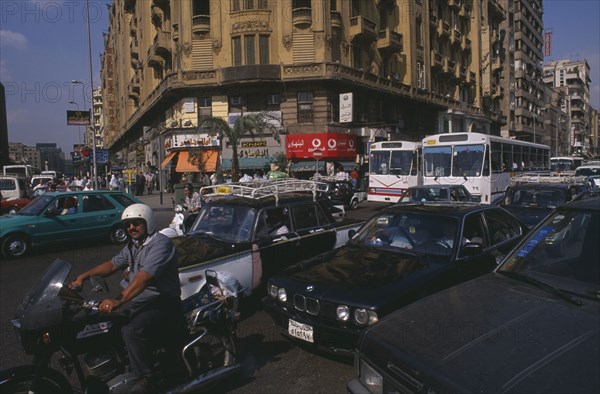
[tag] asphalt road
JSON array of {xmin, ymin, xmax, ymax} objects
[{"xmin": 0, "ymin": 194, "xmax": 388, "ymax": 393}]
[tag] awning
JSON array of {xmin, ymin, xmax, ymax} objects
[
  {"xmin": 221, "ymin": 157, "xmax": 273, "ymax": 170},
  {"xmin": 160, "ymin": 151, "xmax": 177, "ymax": 169}
]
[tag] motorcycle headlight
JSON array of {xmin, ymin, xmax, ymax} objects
[
  {"xmin": 354, "ymin": 309, "xmax": 379, "ymax": 326},
  {"xmin": 359, "ymin": 359, "xmax": 383, "ymax": 394},
  {"xmin": 277, "ymin": 287, "xmax": 287, "ymax": 303},
  {"xmin": 268, "ymin": 284, "xmax": 278, "ymax": 298},
  {"xmin": 336, "ymin": 305, "xmax": 350, "ymax": 321}
]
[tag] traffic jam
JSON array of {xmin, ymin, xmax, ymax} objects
[{"xmin": 1, "ymin": 145, "xmax": 599, "ymax": 393}]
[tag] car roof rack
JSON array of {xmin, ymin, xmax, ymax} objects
[
  {"xmin": 309, "ymin": 174, "xmax": 350, "ymax": 182},
  {"xmin": 511, "ymin": 172, "xmax": 589, "ymax": 185},
  {"xmin": 200, "ymin": 179, "xmax": 329, "ymax": 205}
]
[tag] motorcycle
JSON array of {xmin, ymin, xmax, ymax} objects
[
  {"xmin": 160, "ymin": 198, "xmax": 199, "ymax": 238},
  {"xmin": 0, "ymin": 259, "xmax": 242, "ymax": 393}
]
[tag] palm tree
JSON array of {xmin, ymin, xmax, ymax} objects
[{"xmin": 199, "ymin": 112, "xmax": 281, "ymax": 182}]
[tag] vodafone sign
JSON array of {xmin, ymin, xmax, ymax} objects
[{"xmin": 286, "ymin": 132, "xmax": 357, "ymax": 159}]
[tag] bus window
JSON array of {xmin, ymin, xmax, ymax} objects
[{"xmin": 453, "ymin": 144, "xmax": 484, "ymax": 177}]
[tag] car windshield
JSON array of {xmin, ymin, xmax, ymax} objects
[
  {"xmin": 350, "ymin": 211, "xmax": 459, "ymax": 258},
  {"xmin": 189, "ymin": 204, "xmax": 256, "ymax": 242},
  {"xmin": 507, "ymin": 188, "xmax": 566, "ymax": 208},
  {"xmin": 17, "ymin": 194, "xmax": 54, "ymax": 215},
  {"xmin": 498, "ymin": 208, "xmax": 599, "ymax": 299}
]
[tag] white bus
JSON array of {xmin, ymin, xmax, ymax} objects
[
  {"xmin": 2, "ymin": 164, "xmax": 39, "ymax": 180},
  {"xmin": 422, "ymin": 132, "xmax": 550, "ymax": 203},
  {"xmin": 367, "ymin": 141, "xmax": 422, "ymax": 203},
  {"xmin": 550, "ymin": 156, "xmax": 584, "ymax": 173}
]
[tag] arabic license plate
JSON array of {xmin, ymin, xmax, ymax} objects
[{"xmin": 288, "ymin": 319, "xmax": 314, "ymax": 343}]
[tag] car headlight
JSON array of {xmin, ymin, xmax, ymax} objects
[
  {"xmin": 359, "ymin": 359, "xmax": 383, "ymax": 394},
  {"xmin": 354, "ymin": 309, "xmax": 379, "ymax": 326},
  {"xmin": 277, "ymin": 287, "xmax": 287, "ymax": 303},
  {"xmin": 268, "ymin": 284, "xmax": 278, "ymax": 298},
  {"xmin": 336, "ymin": 305, "xmax": 350, "ymax": 321}
]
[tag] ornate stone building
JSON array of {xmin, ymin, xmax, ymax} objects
[{"xmin": 100, "ymin": 0, "xmax": 508, "ymax": 177}]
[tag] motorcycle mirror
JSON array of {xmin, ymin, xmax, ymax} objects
[
  {"xmin": 205, "ymin": 270, "xmax": 220, "ymax": 288},
  {"xmin": 174, "ymin": 204, "xmax": 184, "ymax": 213},
  {"xmin": 90, "ymin": 276, "xmax": 109, "ymax": 293}
]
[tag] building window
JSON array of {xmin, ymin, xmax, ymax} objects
[
  {"xmin": 229, "ymin": 96, "xmax": 243, "ymax": 112},
  {"xmin": 267, "ymin": 94, "xmax": 280, "ymax": 109},
  {"xmin": 233, "ymin": 34, "xmax": 269, "ymax": 65},
  {"xmin": 416, "ymin": 20, "xmax": 422, "ymax": 47},
  {"xmin": 198, "ymin": 97, "xmax": 212, "ymax": 123},
  {"xmin": 233, "ymin": 36, "xmax": 242, "ymax": 65},
  {"xmin": 245, "ymin": 35, "xmax": 256, "ymax": 65},
  {"xmin": 293, "ymin": 0, "xmax": 311, "ymax": 10},
  {"xmin": 331, "ymin": 34, "xmax": 341, "ymax": 62},
  {"xmin": 351, "ymin": 0, "xmax": 360, "ymax": 17},
  {"xmin": 193, "ymin": 0, "xmax": 210, "ymax": 15},
  {"xmin": 297, "ymin": 92, "xmax": 313, "ymax": 123},
  {"xmin": 352, "ymin": 45, "xmax": 362, "ymax": 69},
  {"xmin": 259, "ymin": 35, "xmax": 270, "ymax": 64}
]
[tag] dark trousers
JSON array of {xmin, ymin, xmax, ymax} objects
[{"xmin": 122, "ymin": 297, "xmax": 184, "ymax": 379}]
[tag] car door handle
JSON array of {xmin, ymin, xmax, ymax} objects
[{"xmin": 309, "ymin": 228, "xmax": 325, "ymax": 233}]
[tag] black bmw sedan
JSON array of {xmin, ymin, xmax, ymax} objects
[{"xmin": 263, "ymin": 202, "xmax": 527, "ymax": 356}]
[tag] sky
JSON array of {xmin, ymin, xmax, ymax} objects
[{"xmin": 1, "ymin": 0, "xmax": 599, "ymax": 156}]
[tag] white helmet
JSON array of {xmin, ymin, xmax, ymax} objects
[{"xmin": 121, "ymin": 203, "xmax": 156, "ymax": 234}]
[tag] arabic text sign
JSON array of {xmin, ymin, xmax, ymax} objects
[
  {"xmin": 339, "ymin": 93, "xmax": 353, "ymax": 123},
  {"xmin": 286, "ymin": 132, "xmax": 357, "ymax": 159},
  {"xmin": 67, "ymin": 110, "xmax": 91, "ymax": 125}
]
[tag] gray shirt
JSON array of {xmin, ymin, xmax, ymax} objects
[{"xmin": 113, "ymin": 232, "xmax": 181, "ymax": 311}]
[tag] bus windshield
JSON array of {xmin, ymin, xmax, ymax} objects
[{"xmin": 423, "ymin": 146, "xmax": 451, "ymax": 177}]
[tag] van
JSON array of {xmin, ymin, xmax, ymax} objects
[
  {"xmin": 574, "ymin": 163, "xmax": 600, "ymax": 177},
  {"xmin": 0, "ymin": 175, "xmax": 29, "ymax": 199},
  {"xmin": 31, "ymin": 175, "xmax": 54, "ymax": 189}
]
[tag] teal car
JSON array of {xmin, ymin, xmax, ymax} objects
[{"xmin": 1, "ymin": 190, "xmax": 141, "ymax": 258}]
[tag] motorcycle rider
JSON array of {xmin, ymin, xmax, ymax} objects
[
  {"xmin": 70, "ymin": 203, "xmax": 183, "ymax": 393},
  {"xmin": 183, "ymin": 183, "xmax": 202, "ymax": 213}
]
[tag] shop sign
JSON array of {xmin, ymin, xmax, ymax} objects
[
  {"xmin": 286, "ymin": 132, "xmax": 357, "ymax": 159},
  {"xmin": 164, "ymin": 133, "xmax": 220, "ymax": 150}
]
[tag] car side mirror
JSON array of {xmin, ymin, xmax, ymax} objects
[
  {"xmin": 460, "ymin": 242, "xmax": 482, "ymax": 257},
  {"xmin": 348, "ymin": 229, "xmax": 357, "ymax": 239}
]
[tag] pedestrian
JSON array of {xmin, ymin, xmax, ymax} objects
[
  {"xmin": 135, "ymin": 172, "xmax": 146, "ymax": 196},
  {"xmin": 145, "ymin": 172, "xmax": 154, "ymax": 195},
  {"xmin": 69, "ymin": 204, "xmax": 184, "ymax": 393},
  {"xmin": 350, "ymin": 167, "xmax": 360, "ymax": 189},
  {"xmin": 110, "ymin": 174, "xmax": 119, "ymax": 190}
]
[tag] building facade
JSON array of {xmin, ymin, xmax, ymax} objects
[
  {"xmin": 543, "ymin": 59, "xmax": 593, "ymax": 157},
  {"xmin": 8, "ymin": 143, "xmax": 41, "ymax": 170},
  {"xmin": 100, "ymin": 0, "xmax": 511, "ymax": 181}
]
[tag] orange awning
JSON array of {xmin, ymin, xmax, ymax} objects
[
  {"xmin": 175, "ymin": 151, "xmax": 196, "ymax": 172},
  {"xmin": 174, "ymin": 149, "xmax": 219, "ymax": 173},
  {"xmin": 160, "ymin": 151, "xmax": 177, "ymax": 169}
]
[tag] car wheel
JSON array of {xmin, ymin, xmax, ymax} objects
[
  {"xmin": 350, "ymin": 198, "xmax": 359, "ymax": 210},
  {"xmin": 2, "ymin": 234, "xmax": 29, "ymax": 258},
  {"xmin": 110, "ymin": 225, "xmax": 129, "ymax": 244}
]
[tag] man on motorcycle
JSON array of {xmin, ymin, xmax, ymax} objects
[
  {"xmin": 183, "ymin": 183, "xmax": 202, "ymax": 213},
  {"xmin": 70, "ymin": 203, "xmax": 183, "ymax": 394}
]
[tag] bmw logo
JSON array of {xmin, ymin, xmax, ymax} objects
[{"xmin": 306, "ymin": 285, "xmax": 314, "ymax": 292}]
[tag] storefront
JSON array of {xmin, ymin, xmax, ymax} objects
[{"xmin": 286, "ymin": 132, "xmax": 358, "ymax": 176}]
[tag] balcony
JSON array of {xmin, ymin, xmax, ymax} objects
[
  {"xmin": 147, "ymin": 50, "xmax": 164, "ymax": 69},
  {"xmin": 431, "ymin": 49, "xmax": 443, "ymax": 69},
  {"xmin": 330, "ymin": 11, "xmax": 342, "ymax": 29},
  {"xmin": 437, "ymin": 19, "xmax": 450, "ymax": 38},
  {"xmin": 459, "ymin": 2, "xmax": 471, "ymax": 17},
  {"xmin": 443, "ymin": 58, "xmax": 456, "ymax": 74},
  {"xmin": 377, "ymin": 28, "xmax": 403, "ymax": 52},
  {"xmin": 492, "ymin": 56, "xmax": 502, "ymax": 71},
  {"xmin": 292, "ymin": 7, "xmax": 312, "ymax": 28},
  {"xmin": 151, "ymin": 5, "xmax": 163, "ymax": 27},
  {"xmin": 461, "ymin": 35, "xmax": 471, "ymax": 51},
  {"xmin": 127, "ymin": 78, "xmax": 140, "ymax": 99},
  {"xmin": 429, "ymin": 14, "xmax": 438, "ymax": 29},
  {"xmin": 151, "ymin": 30, "xmax": 171, "ymax": 59},
  {"xmin": 448, "ymin": 0, "xmax": 461, "ymax": 10},
  {"xmin": 450, "ymin": 29, "xmax": 462, "ymax": 45},
  {"xmin": 129, "ymin": 17, "xmax": 137, "ymax": 36},
  {"xmin": 457, "ymin": 65, "xmax": 467, "ymax": 80},
  {"xmin": 350, "ymin": 16, "xmax": 378, "ymax": 43},
  {"xmin": 192, "ymin": 14, "xmax": 210, "ymax": 33},
  {"xmin": 493, "ymin": 85, "xmax": 505, "ymax": 98}
]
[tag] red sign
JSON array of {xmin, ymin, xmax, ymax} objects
[
  {"xmin": 286, "ymin": 133, "xmax": 357, "ymax": 159},
  {"xmin": 544, "ymin": 31, "xmax": 552, "ymax": 57}
]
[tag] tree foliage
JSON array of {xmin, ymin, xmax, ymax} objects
[{"xmin": 199, "ymin": 112, "xmax": 281, "ymax": 182}]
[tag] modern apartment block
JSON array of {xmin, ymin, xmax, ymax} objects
[
  {"xmin": 100, "ymin": 0, "xmax": 509, "ymax": 175},
  {"xmin": 8, "ymin": 143, "xmax": 41, "ymax": 169},
  {"xmin": 543, "ymin": 59, "xmax": 594, "ymax": 157}
]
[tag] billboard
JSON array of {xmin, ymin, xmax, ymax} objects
[
  {"xmin": 67, "ymin": 110, "xmax": 91, "ymax": 125},
  {"xmin": 544, "ymin": 31, "xmax": 552, "ymax": 57}
]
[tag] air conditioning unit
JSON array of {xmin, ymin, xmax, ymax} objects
[{"xmin": 230, "ymin": 96, "xmax": 242, "ymax": 105}]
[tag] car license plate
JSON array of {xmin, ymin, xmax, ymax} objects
[{"xmin": 288, "ymin": 319, "xmax": 314, "ymax": 343}]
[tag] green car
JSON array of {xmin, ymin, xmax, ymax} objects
[{"xmin": 1, "ymin": 190, "xmax": 141, "ymax": 258}]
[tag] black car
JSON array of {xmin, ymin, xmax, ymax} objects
[
  {"xmin": 348, "ymin": 191, "xmax": 600, "ymax": 394},
  {"xmin": 400, "ymin": 184, "xmax": 479, "ymax": 203},
  {"xmin": 317, "ymin": 177, "xmax": 357, "ymax": 208},
  {"xmin": 172, "ymin": 180, "xmax": 364, "ymax": 300},
  {"xmin": 263, "ymin": 203, "xmax": 527, "ymax": 356},
  {"xmin": 501, "ymin": 180, "xmax": 589, "ymax": 227}
]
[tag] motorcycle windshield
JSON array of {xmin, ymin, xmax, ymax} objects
[{"xmin": 16, "ymin": 259, "xmax": 72, "ymax": 316}]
